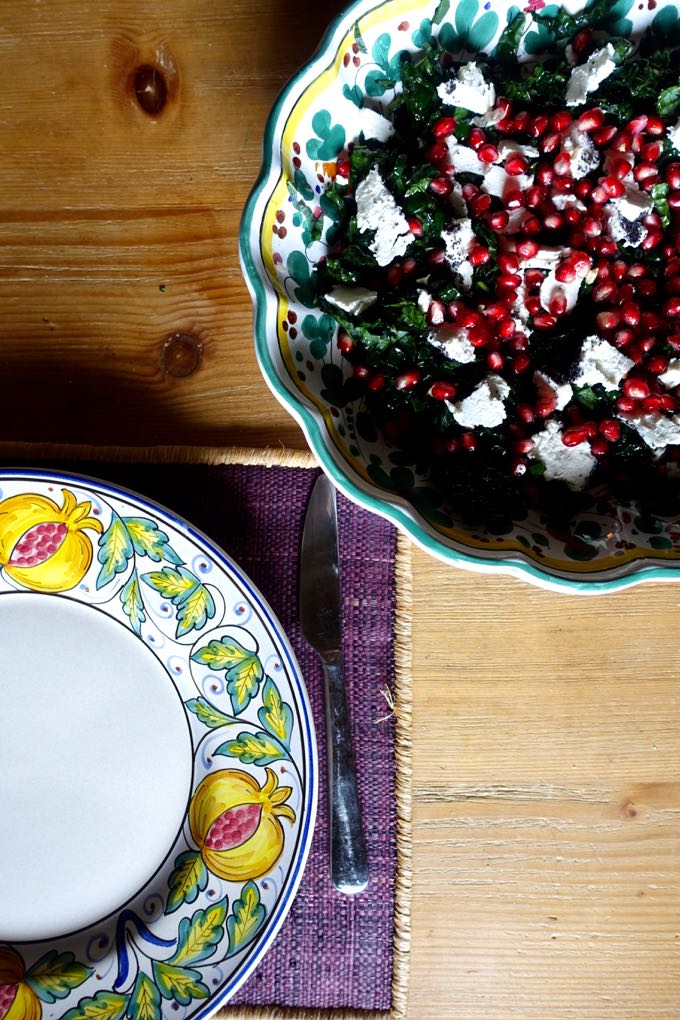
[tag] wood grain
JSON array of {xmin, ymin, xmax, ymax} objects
[{"xmin": 3, "ymin": 2, "xmax": 680, "ymax": 1017}]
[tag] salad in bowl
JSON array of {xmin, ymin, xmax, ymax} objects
[{"xmin": 240, "ymin": 0, "xmax": 680, "ymax": 591}]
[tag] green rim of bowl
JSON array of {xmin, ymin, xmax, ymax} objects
[{"xmin": 238, "ymin": 0, "xmax": 680, "ymax": 595}]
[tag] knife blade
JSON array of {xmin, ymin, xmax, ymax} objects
[{"xmin": 300, "ymin": 473, "xmax": 369, "ymax": 894}]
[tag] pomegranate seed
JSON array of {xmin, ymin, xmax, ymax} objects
[
  {"xmin": 642, "ymin": 394, "xmax": 663, "ymax": 412},
  {"xmin": 337, "ymin": 331, "xmax": 354, "ymax": 353},
  {"xmin": 577, "ymin": 108, "xmax": 605, "ymax": 132},
  {"xmin": 593, "ymin": 281, "xmax": 617, "ymax": 302},
  {"xmin": 514, "ymin": 111, "xmax": 531, "ymax": 132},
  {"xmin": 497, "ymin": 316, "xmax": 516, "ymax": 339},
  {"xmin": 617, "ymin": 396, "xmax": 636, "ymax": 412},
  {"xmin": 403, "ymin": 257, "xmax": 417, "ymax": 275},
  {"xmin": 525, "ymin": 296, "xmax": 542, "ymax": 315},
  {"xmin": 590, "ymin": 437, "xmax": 609, "ymax": 458},
  {"xmin": 497, "ymin": 271, "xmax": 522, "ymax": 290},
  {"xmin": 622, "ymin": 302, "xmax": 641, "ymax": 326},
  {"xmin": 426, "ymin": 142, "xmax": 449, "ymax": 167},
  {"xmin": 669, "ymin": 191, "xmax": 680, "ymax": 211},
  {"xmin": 487, "ymin": 351, "xmax": 504, "ymax": 370},
  {"xmin": 427, "ymin": 248, "xmax": 446, "ymax": 266},
  {"xmin": 666, "ymin": 258, "xmax": 680, "ymax": 277},
  {"xmin": 461, "ymin": 432, "xmax": 476, "ymax": 451},
  {"xmin": 523, "ymin": 215, "xmax": 542, "ymax": 235},
  {"xmin": 641, "ymin": 310, "xmax": 662, "ymax": 331},
  {"xmin": 433, "ymin": 116, "xmax": 457, "ymax": 139},
  {"xmin": 555, "ymin": 262, "xmax": 577, "ymax": 283},
  {"xmin": 458, "ymin": 308, "xmax": 482, "ymax": 327},
  {"xmin": 496, "ymin": 117, "xmax": 514, "ymax": 133},
  {"xmin": 597, "ymin": 239, "xmax": 618, "ymax": 257},
  {"xmin": 488, "ymin": 210, "xmax": 509, "ymax": 231},
  {"xmin": 353, "ymin": 364, "xmax": 369, "ymax": 380},
  {"xmin": 549, "ymin": 293, "xmax": 568, "ymax": 316},
  {"xmin": 590, "ymin": 185, "xmax": 609, "ymax": 204},
  {"xmin": 665, "ymin": 297, "xmax": 680, "ymax": 317},
  {"xmin": 647, "ymin": 116, "xmax": 666, "ymax": 137},
  {"xmin": 596, "ymin": 310, "xmax": 621, "ymax": 332},
  {"xmin": 571, "ymin": 28, "xmax": 593, "ymax": 58},
  {"xmin": 513, "ymin": 353, "xmax": 531, "ymax": 373},
  {"xmin": 469, "ymin": 244, "xmax": 491, "ymax": 266},
  {"xmin": 526, "ymin": 185, "xmax": 547, "ymax": 207},
  {"xmin": 506, "ymin": 190, "xmax": 526, "ymax": 209},
  {"xmin": 516, "ymin": 239, "xmax": 539, "ymax": 259},
  {"xmin": 627, "ymin": 114, "xmax": 648, "ymax": 135},
  {"xmin": 467, "ymin": 127, "xmax": 486, "ymax": 150},
  {"xmin": 641, "ymin": 230, "xmax": 662, "ymax": 250},
  {"xmin": 430, "ymin": 177, "xmax": 453, "ymax": 196},
  {"xmin": 498, "ymin": 252, "xmax": 520, "ymax": 273},
  {"xmin": 583, "ymin": 216, "xmax": 603, "ymax": 237},
  {"xmin": 666, "ymin": 163, "xmax": 680, "ymax": 190},
  {"xmin": 591, "ymin": 125, "xmax": 618, "ymax": 147},
  {"xmin": 641, "ymin": 141, "xmax": 662, "ymax": 162},
  {"xmin": 661, "ymin": 393, "xmax": 678, "ymax": 412},
  {"xmin": 478, "ymin": 143, "xmax": 499, "ymax": 164},
  {"xmin": 506, "ymin": 154, "xmax": 529, "ymax": 176},
  {"xmin": 462, "ymin": 183, "xmax": 480, "ymax": 200},
  {"xmin": 608, "ymin": 155, "xmax": 633, "ymax": 181},
  {"xmin": 553, "ymin": 152, "xmax": 572, "ymax": 176},
  {"xmin": 468, "ymin": 325, "xmax": 490, "ymax": 347},
  {"xmin": 647, "ymin": 355, "xmax": 668, "ymax": 375},
  {"xmin": 575, "ymin": 179, "xmax": 593, "ymax": 200},
  {"xmin": 427, "ymin": 300, "xmax": 446, "ymax": 326},
  {"xmin": 540, "ymin": 131, "xmax": 562, "ymax": 155},
  {"xmin": 611, "ymin": 130, "xmax": 632, "ymax": 152},
  {"xmin": 407, "ymin": 216, "xmax": 423, "ymax": 237},
  {"xmin": 386, "ymin": 263, "xmax": 403, "ymax": 287},
  {"xmin": 622, "ymin": 377, "xmax": 650, "ymax": 399},
  {"xmin": 600, "ymin": 419, "xmax": 621, "ymax": 442},
  {"xmin": 395, "ymin": 370, "xmax": 421, "ymax": 391},
  {"xmin": 445, "ymin": 437, "xmax": 460, "ymax": 453},
  {"xmin": 496, "ymin": 97, "xmax": 512, "ymax": 118},
  {"xmin": 430, "ymin": 381, "xmax": 457, "ymax": 400},
  {"xmin": 533, "ymin": 312, "xmax": 557, "ymax": 330},
  {"xmin": 514, "ymin": 437, "xmax": 535, "ymax": 455},
  {"xmin": 536, "ymin": 397, "xmax": 556, "ymax": 418},
  {"xmin": 529, "ymin": 115, "xmax": 549, "ymax": 138},
  {"xmin": 669, "ymin": 334, "xmax": 680, "ymax": 350},
  {"xmin": 517, "ymin": 404, "xmax": 535, "ymax": 423},
  {"xmin": 634, "ymin": 163, "xmax": 658, "ymax": 184},
  {"xmin": 536, "ymin": 164, "xmax": 555, "ymax": 186},
  {"xmin": 544, "ymin": 212, "xmax": 564, "ymax": 231},
  {"xmin": 627, "ymin": 262, "xmax": 647, "ymax": 278},
  {"xmin": 562, "ymin": 425, "xmax": 591, "ymax": 446},
  {"xmin": 639, "ymin": 336, "xmax": 656, "ymax": 354},
  {"xmin": 469, "ymin": 193, "xmax": 491, "ymax": 217},
  {"xmin": 601, "ymin": 175, "xmax": 626, "ymax": 198},
  {"xmin": 551, "ymin": 111, "xmax": 572, "ymax": 132},
  {"xmin": 637, "ymin": 278, "xmax": 658, "ymax": 297},
  {"xmin": 611, "ymin": 260, "xmax": 628, "ymax": 282},
  {"xmin": 368, "ymin": 372, "xmax": 386, "ymax": 391},
  {"xmin": 618, "ymin": 283, "xmax": 636, "ymax": 303},
  {"xmin": 525, "ymin": 269, "xmax": 544, "ymax": 288}
]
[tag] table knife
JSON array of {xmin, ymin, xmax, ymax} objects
[{"xmin": 299, "ymin": 473, "xmax": 369, "ymax": 894}]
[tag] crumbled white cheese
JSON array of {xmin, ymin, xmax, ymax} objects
[
  {"xmin": 612, "ymin": 184, "xmax": 653, "ymax": 221},
  {"xmin": 325, "ymin": 285, "xmax": 378, "ymax": 316},
  {"xmin": 562, "ymin": 125, "xmax": 600, "ymax": 179},
  {"xmin": 499, "ymin": 208, "xmax": 529, "ymax": 234},
  {"xmin": 471, "ymin": 104, "xmax": 505, "ymax": 128},
  {"xmin": 668, "ymin": 118, "xmax": 680, "ymax": 153},
  {"xmin": 449, "ymin": 179, "xmax": 467, "ymax": 217},
  {"xmin": 356, "ymin": 107, "xmax": 395, "ymax": 143},
  {"xmin": 448, "ymin": 374, "xmax": 510, "ymax": 428},
  {"xmin": 481, "ymin": 164, "xmax": 533, "ymax": 199},
  {"xmin": 497, "ymin": 140, "xmax": 540, "ymax": 161},
  {"xmin": 521, "ymin": 246, "xmax": 569, "ymax": 271},
  {"xmin": 606, "ymin": 205, "xmax": 647, "ymax": 248},
  {"xmin": 445, "ymin": 139, "xmax": 486, "ymax": 176},
  {"xmin": 551, "ymin": 192, "xmax": 587, "ymax": 212},
  {"xmin": 539, "ymin": 271, "xmax": 583, "ymax": 314},
  {"xmin": 565, "ymin": 43, "xmax": 576, "ymax": 66},
  {"xmin": 534, "ymin": 371, "xmax": 573, "ymax": 411},
  {"xmin": 619, "ymin": 410, "xmax": 680, "ymax": 454},
  {"xmin": 428, "ymin": 324, "xmax": 477, "ymax": 364},
  {"xmin": 660, "ymin": 359, "xmax": 680, "ymax": 390},
  {"xmin": 513, "ymin": 280, "xmax": 530, "ymax": 324},
  {"xmin": 566, "ymin": 44, "xmax": 617, "ymax": 107},
  {"xmin": 417, "ymin": 290, "xmax": 431, "ymax": 314},
  {"xmin": 441, "ymin": 218, "xmax": 475, "ymax": 291},
  {"xmin": 573, "ymin": 336, "xmax": 634, "ymax": 391},
  {"xmin": 530, "ymin": 420, "xmax": 596, "ymax": 490},
  {"xmin": 437, "ymin": 61, "xmax": 495, "ymax": 115},
  {"xmin": 355, "ymin": 166, "xmax": 414, "ymax": 267}
]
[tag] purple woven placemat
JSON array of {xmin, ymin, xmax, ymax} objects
[{"xmin": 24, "ymin": 455, "xmax": 406, "ymax": 1016}]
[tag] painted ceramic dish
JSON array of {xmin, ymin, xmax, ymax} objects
[
  {"xmin": 0, "ymin": 471, "xmax": 316, "ymax": 1019},
  {"xmin": 240, "ymin": 0, "xmax": 680, "ymax": 593}
]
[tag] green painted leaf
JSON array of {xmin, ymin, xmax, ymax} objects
[
  {"xmin": 126, "ymin": 974, "xmax": 160, "ymax": 1020},
  {"xmin": 455, "ymin": 0, "xmax": 479, "ymax": 38},
  {"xmin": 227, "ymin": 882, "xmax": 266, "ymax": 957},
  {"xmin": 372, "ymin": 33, "xmax": 392, "ymax": 74},
  {"xmin": 96, "ymin": 513, "xmax": 133, "ymax": 589},
  {"xmin": 176, "ymin": 583, "xmax": 215, "ymax": 638},
  {"xmin": 214, "ymin": 730, "xmax": 287, "ymax": 766},
  {"xmin": 141, "ymin": 564, "xmax": 197, "ymax": 600},
  {"xmin": 286, "ymin": 251, "xmax": 317, "ymax": 307},
  {"xmin": 650, "ymin": 536, "xmax": 673, "ymax": 550},
  {"xmin": 124, "ymin": 518, "xmax": 182, "ymax": 564},
  {"xmin": 141, "ymin": 565, "xmax": 214, "ymax": 638},
  {"xmin": 120, "ymin": 572, "xmax": 145, "ymax": 636},
  {"xmin": 342, "ymin": 83, "xmax": 364, "ymax": 108},
  {"xmin": 166, "ymin": 850, "xmax": 209, "ymax": 914},
  {"xmin": 301, "ymin": 313, "xmax": 334, "ymax": 358},
  {"xmin": 170, "ymin": 899, "xmax": 228, "ymax": 966},
  {"xmin": 306, "ymin": 110, "xmax": 346, "ymax": 162},
  {"xmin": 364, "ymin": 69, "xmax": 394, "ymax": 98},
  {"xmin": 25, "ymin": 952, "xmax": 91, "ymax": 1004},
  {"xmin": 432, "ymin": 0, "xmax": 450, "ymax": 27},
  {"xmin": 151, "ymin": 963, "xmax": 209, "ymax": 1006},
  {"xmin": 293, "ymin": 167, "xmax": 314, "ymax": 201},
  {"xmin": 258, "ymin": 676, "xmax": 293, "ymax": 747},
  {"xmin": 353, "ymin": 19, "xmax": 368, "ymax": 54},
  {"xmin": 185, "ymin": 697, "xmax": 236, "ymax": 729},
  {"xmin": 61, "ymin": 993, "xmax": 128, "ymax": 1020},
  {"xmin": 192, "ymin": 636, "xmax": 263, "ymax": 713},
  {"xmin": 468, "ymin": 10, "xmax": 499, "ymax": 51},
  {"xmin": 191, "ymin": 636, "xmax": 255, "ymax": 671}
]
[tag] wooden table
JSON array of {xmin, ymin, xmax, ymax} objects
[{"xmin": 3, "ymin": 3, "xmax": 680, "ymax": 1016}]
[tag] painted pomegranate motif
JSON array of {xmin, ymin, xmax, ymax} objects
[
  {"xmin": 189, "ymin": 768, "xmax": 296, "ymax": 882},
  {"xmin": 0, "ymin": 948, "xmax": 40, "ymax": 1020},
  {"xmin": 0, "ymin": 489, "xmax": 103, "ymax": 592}
]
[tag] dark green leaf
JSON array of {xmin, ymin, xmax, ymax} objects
[{"xmin": 432, "ymin": 0, "xmax": 450, "ymax": 26}]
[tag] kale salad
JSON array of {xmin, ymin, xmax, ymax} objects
[{"xmin": 315, "ymin": 3, "xmax": 680, "ymax": 528}]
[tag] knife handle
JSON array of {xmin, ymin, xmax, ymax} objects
[{"xmin": 322, "ymin": 656, "xmax": 369, "ymax": 894}]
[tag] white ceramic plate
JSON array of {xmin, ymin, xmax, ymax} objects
[{"xmin": 0, "ymin": 470, "xmax": 316, "ymax": 1020}]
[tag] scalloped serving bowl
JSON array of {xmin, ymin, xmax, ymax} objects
[{"xmin": 240, "ymin": 0, "xmax": 680, "ymax": 593}]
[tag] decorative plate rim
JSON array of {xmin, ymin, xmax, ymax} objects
[
  {"xmin": 239, "ymin": 0, "xmax": 680, "ymax": 595},
  {"xmin": 0, "ymin": 466, "xmax": 318, "ymax": 1016}
]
